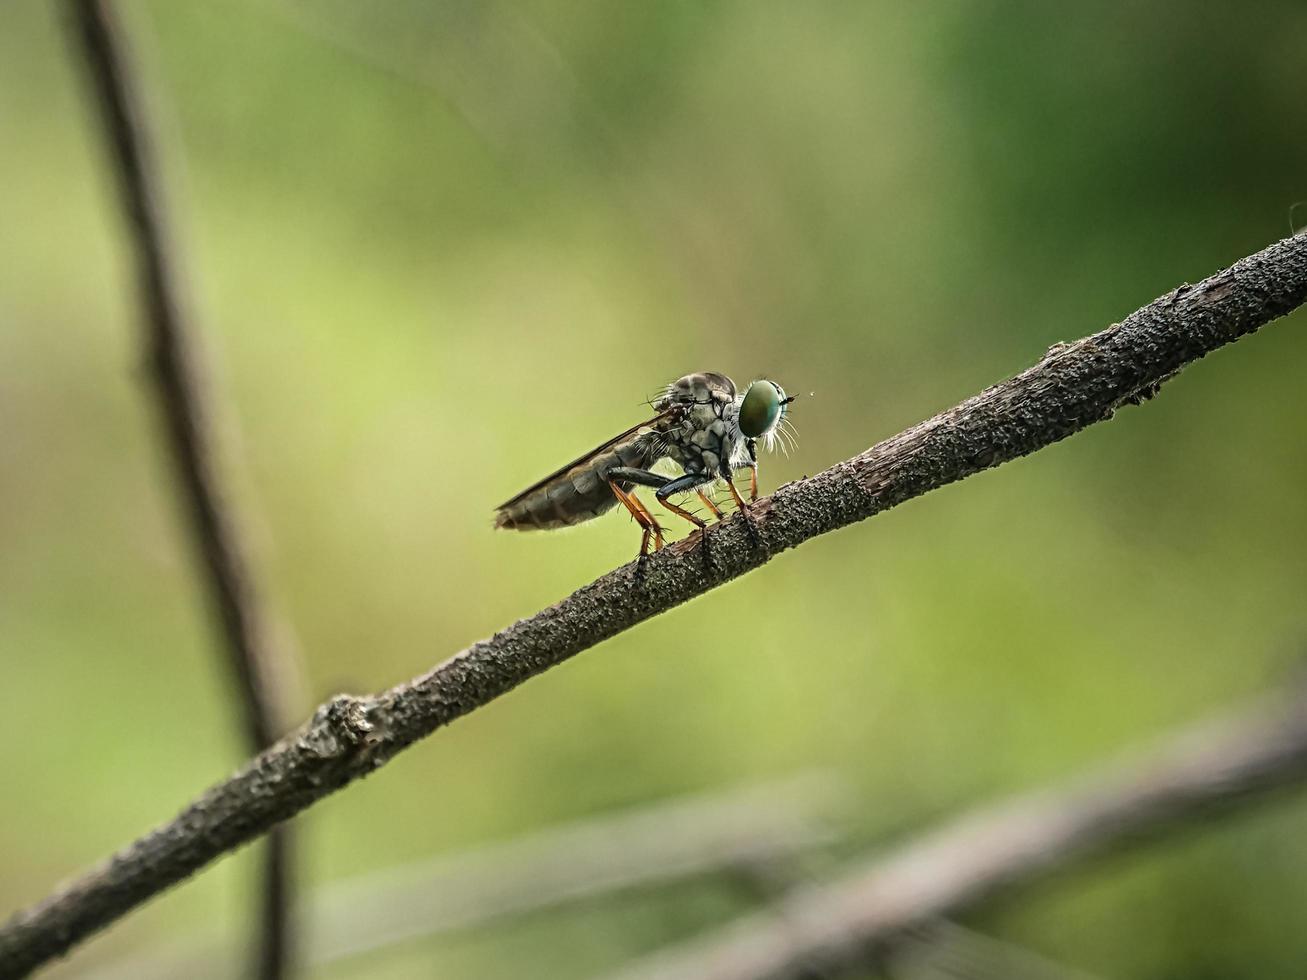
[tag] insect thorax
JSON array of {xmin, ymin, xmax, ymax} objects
[{"xmin": 658, "ymin": 390, "xmax": 743, "ymax": 481}]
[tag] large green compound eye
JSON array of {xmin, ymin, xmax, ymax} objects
[{"xmin": 738, "ymin": 380, "xmax": 784, "ymax": 439}]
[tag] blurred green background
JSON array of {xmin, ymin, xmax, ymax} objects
[{"xmin": 3, "ymin": 2, "xmax": 1307, "ymax": 977}]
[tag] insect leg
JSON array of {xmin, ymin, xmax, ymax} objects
[
  {"xmin": 724, "ymin": 477, "xmax": 750, "ymax": 513},
  {"xmin": 733, "ymin": 464, "xmax": 759, "ymax": 503},
  {"xmin": 607, "ymin": 479, "xmax": 658, "ymax": 557},
  {"xmin": 724, "ymin": 476, "xmax": 763, "ymax": 546},
  {"xmin": 607, "ymin": 468, "xmax": 669, "ymax": 549},
  {"xmin": 655, "ymin": 474, "xmax": 713, "ymax": 530},
  {"xmin": 629, "ymin": 492, "xmax": 665, "ymax": 551},
  {"xmin": 696, "ymin": 489, "xmax": 724, "ymax": 520},
  {"xmin": 742, "ymin": 439, "xmax": 760, "ymax": 502},
  {"xmin": 605, "ymin": 467, "xmax": 671, "ymax": 490}
]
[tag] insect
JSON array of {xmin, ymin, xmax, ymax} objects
[{"xmin": 495, "ymin": 372, "xmax": 796, "ymax": 558}]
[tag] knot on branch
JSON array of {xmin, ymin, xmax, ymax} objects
[{"xmin": 299, "ymin": 694, "xmax": 378, "ymax": 760}]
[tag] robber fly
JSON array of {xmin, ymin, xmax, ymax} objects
[{"xmin": 495, "ymin": 372, "xmax": 796, "ymax": 557}]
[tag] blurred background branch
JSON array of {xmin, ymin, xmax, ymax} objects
[
  {"xmin": 882, "ymin": 921, "xmax": 1106, "ymax": 980},
  {"xmin": 88, "ymin": 772, "xmax": 1104, "ymax": 980},
  {"xmin": 2, "ymin": 232, "xmax": 1306, "ymax": 977},
  {"xmin": 605, "ymin": 679, "xmax": 1307, "ymax": 980},
  {"xmin": 63, "ymin": 2, "xmax": 303, "ymax": 978},
  {"xmin": 86, "ymin": 774, "xmax": 845, "ymax": 979}
]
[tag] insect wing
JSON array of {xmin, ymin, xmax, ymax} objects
[{"xmin": 494, "ymin": 410, "xmax": 673, "ymax": 512}]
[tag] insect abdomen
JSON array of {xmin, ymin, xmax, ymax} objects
[{"xmin": 491, "ymin": 457, "xmax": 629, "ymax": 533}]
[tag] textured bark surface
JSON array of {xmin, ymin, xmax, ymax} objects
[{"xmin": 2, "ymin": 233, "xmax": 1306, "ymax": 977}]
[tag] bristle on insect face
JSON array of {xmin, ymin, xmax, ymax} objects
[{"xmin": 779, "ymin": 417, "xmax": 799, "ymax": 455}]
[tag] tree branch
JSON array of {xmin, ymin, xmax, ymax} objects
[
  {"xmin": 2, "ymin": 233, "xmax": 1306, "ymax": 977},
  {"xmin": 63, "ymin": 3, "xmax": 301, "ymax": 978},
  {"xmin": 88, "ymin": 774, "xmax": 843, "ymax": 979},
  {"xmin": 885, "ymin": 920, "xmax": 1105, "ymax": 980},
  {"xmin": 602, "ymin": 681, "xmax": 1307, "ymax": 980}
]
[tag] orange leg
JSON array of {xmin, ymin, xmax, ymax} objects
[
  {"xmin": 748, "ymin": 467, "xmax": 758, "ymax": 502},
  {"xmin": 725, "ymin": 476, "xmax": 762, "ymax": 546},
  {"xmin": 659, "ymin": 493, "xmax": 707, "ymax": 530},
  {"xmin": 696, "ymin": 489, "xmax": 724, "ymax": 521},
  {"xmin": 608, "ymin": 480, "xmax": 661, "ymax": 556},
  {"xmin": 628, "ymin": 490, "xmax": 665, "ymax": 550},
  {"xmin": 725, "ymin": 477, "xmax": 750, "ymax": 513}
]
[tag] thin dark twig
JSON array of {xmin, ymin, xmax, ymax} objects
[
  {"xmin": 61, "ymin": 3, "xmax": 300, "ymax": 978},
  {"xmin": 1, "ymin": 234, "xmax": 1306, "ymax": 978},
  {"xmin": 603, "ymin": 683, "xmax": 1307, "ymax": 980}
]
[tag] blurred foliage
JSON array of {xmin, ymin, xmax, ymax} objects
[{"xmin": 3, "ymin": 1, "xmax": 1307, "ymax": 977}]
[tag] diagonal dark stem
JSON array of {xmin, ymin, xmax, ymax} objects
[
  {"xmin": 61, "ymin": 3, "xmax": 300, "ymax": 978},
  {"xmin": 1, "ymin": 233, "xmax": 1306, "ymax": 978}
]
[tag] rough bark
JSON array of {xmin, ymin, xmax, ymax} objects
[{"xmin": 2, "ymin": 233, "xmax": 1306, "ymax": 977}]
